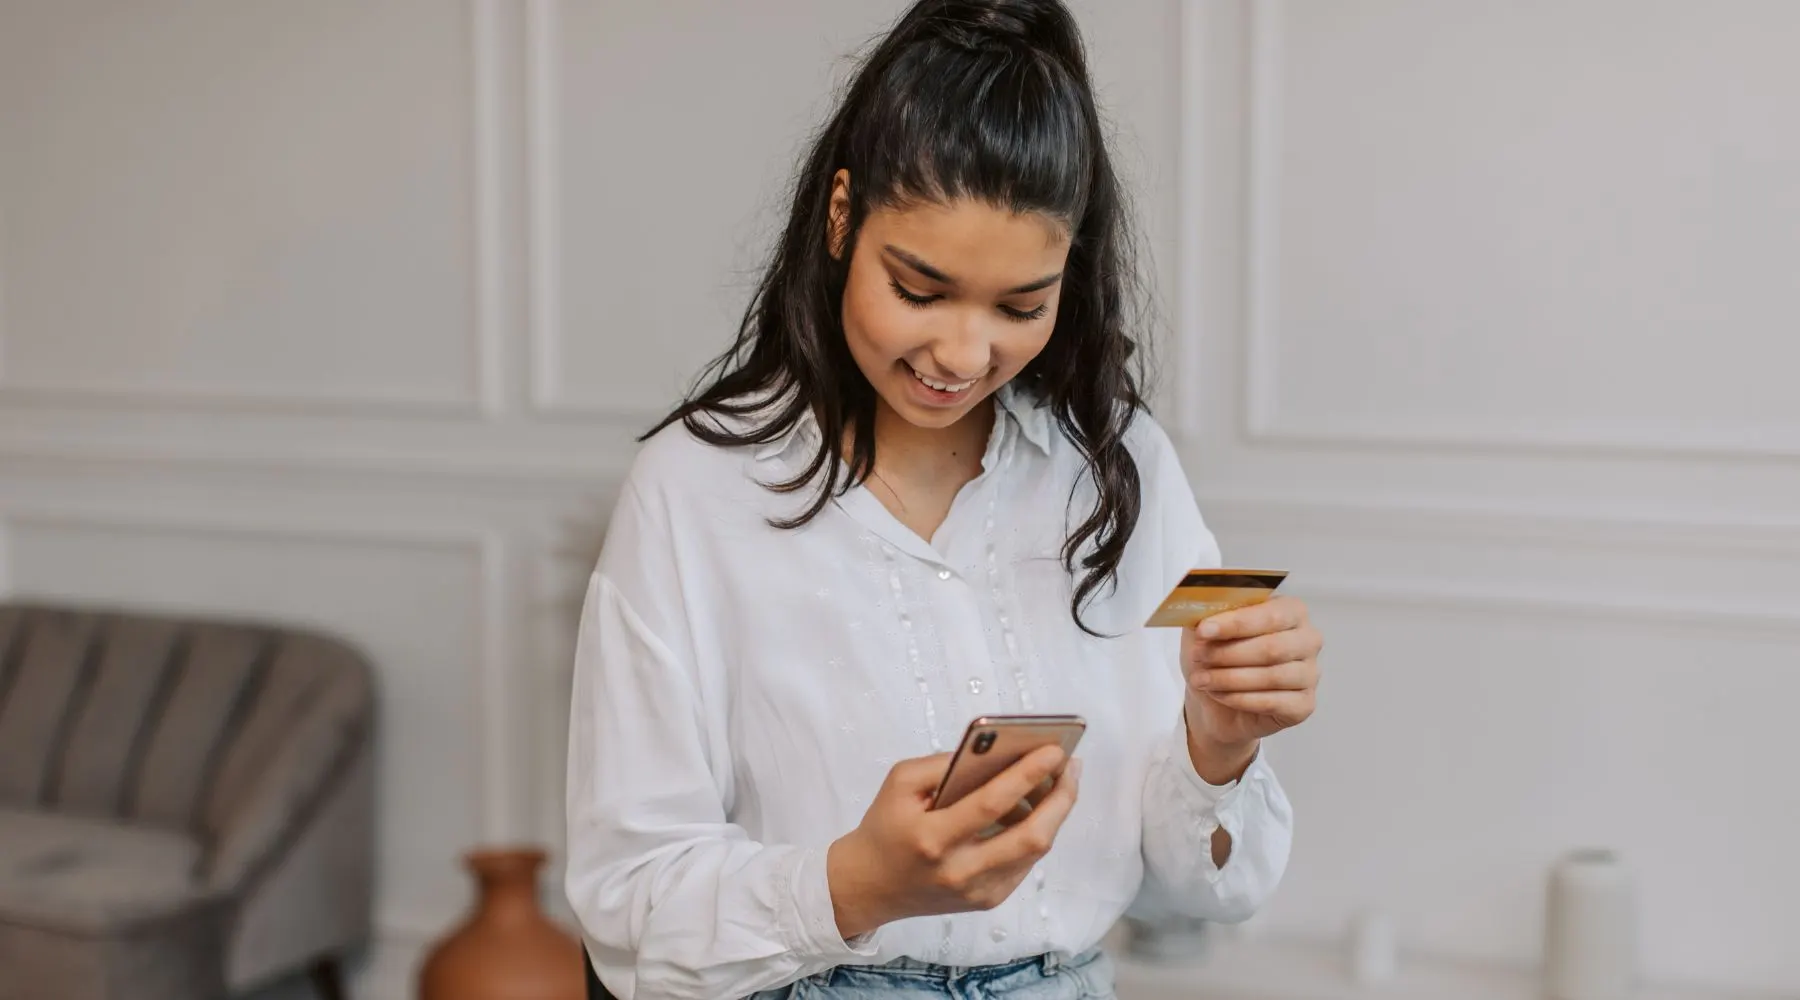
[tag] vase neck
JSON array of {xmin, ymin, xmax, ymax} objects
[
  {"xmin": 465, "ymin": 851, "xmax": 548, "ymax": 926},
  {"xmin": 479, "ymin": 876, "xmax": 543, "ymax": 921}
]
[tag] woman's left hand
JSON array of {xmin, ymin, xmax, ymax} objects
[{"xmin": 1181, "ymin": 595, "xmax": 1322, "ymax": 779}]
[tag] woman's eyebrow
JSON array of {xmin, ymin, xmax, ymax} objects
[
  {"xmin": 883, "ymin": 245, "xmax": 954, "ymax": 284},
  {"xmin": 1004, "ymin": 271, "xmax": 1064, "ymax": 295},
  {"xmin": 883, "ymin": 244, "xmax": 1062, "ymax": 296}
]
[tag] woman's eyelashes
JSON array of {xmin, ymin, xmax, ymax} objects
[
  {"xmin": 888, "ymin": 278, "xmax": 939, "ymax": 308},
  {"xmin": 886, "ymin": 278, "xmax": 1049, "ymax": 323},
  {"xmin": 1000, "ymin": 302, "xmax": 1048, "ymax": 322}
]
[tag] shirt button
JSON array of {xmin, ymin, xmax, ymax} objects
[
  {"xmin": 937, "ymin": 569, "xmax": 953, "ymax": 581},
  {"xmin": 968, "ymin": 678, "xmax": 983, "ymax": 695},
  {"xmin": 990, "ymin": 926, "xmax": 1008, "ymax": 942}
]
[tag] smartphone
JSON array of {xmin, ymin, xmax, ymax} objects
[{"xmin": 929, "ymin": 714, "xmax": 1086, "ymax": 813}]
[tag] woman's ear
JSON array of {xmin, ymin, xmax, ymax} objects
[{"xmin": 827, "ymin": 169, "xmax": 851, "ymax": 260}]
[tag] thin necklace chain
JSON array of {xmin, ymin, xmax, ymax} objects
[{"xmin": 867, "ymin": 469, "xmax": 909, "ymax": 513}]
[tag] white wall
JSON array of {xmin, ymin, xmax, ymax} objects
[
  {"xmin": 1180, "ymin": 1, "xmax": 1800, "ymax": 996},
  {"xmin": 0, "ymin": 1, "xmax": 1794, "ymax": 998}
]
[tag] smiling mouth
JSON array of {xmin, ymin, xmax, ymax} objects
[{"xmin": 908, "ymin": 363, "xmax": 982, "ymax": 394}]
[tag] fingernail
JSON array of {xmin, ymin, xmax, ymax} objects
[
  {"xmin": 1200, "ymin": 621, "xmax": 1221, "ymax": 638},
  {"xmin": 1191, "ymin": 670, "xmax": 1212, "ymax": 689},
  {"xmin": 1070, "ymin": 758, "xmax": 1083, "ymax": 780}
]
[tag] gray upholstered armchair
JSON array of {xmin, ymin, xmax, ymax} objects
[{"xmin": 0, "ymin": 602, "xmax": 376, "ymax": 1000}]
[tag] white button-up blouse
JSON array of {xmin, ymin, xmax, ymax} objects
[{"xmin": 565, "ymin": 385, "xmax": 1294, "ymax": 1000}]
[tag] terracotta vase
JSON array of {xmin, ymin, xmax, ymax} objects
[{"xmin": 418, "ymin": 847, "xmax": 585, "ymax": 1000}]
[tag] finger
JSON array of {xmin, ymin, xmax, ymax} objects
[
  {"xmin": 995, "ymin": 799, "xmax": 1033, "ymax": 830},
  {"xmin": 973, "ymin": 758, "xmax": 1081, "ymax": 866},
  {"xmin": 1191, "ymin": 660, "xmax": 1317, "ymax": 694},
  {"xmin": 1204, "ymin": 688, "xmax": 1316, "ymax": 719},
  {"xmin": 1194, "ymin": 628, "xmax": 1320, "ymax": 670},
  {"xmin": 939, "ymin": 744, "xmax": 1067, "ymax": 841},
  {"xmin": 993, "ymin": 775, "xmax": 1058, "ymax": 830},
  {"xmin": 887, "ymin": 753, "xmax": 955, "ymax": 796},
  {"xmin": 1197, "ymin": 596, "xmax": 1307, "ymax": 640}
]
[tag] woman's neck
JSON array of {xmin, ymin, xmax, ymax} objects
[
  {"xmin": 855, "ymin": 396, "xmax": 997, "ymax": 543},
  {"xmin": 871, "ymin": 396, "xmax": 994, "ymax": 485}
]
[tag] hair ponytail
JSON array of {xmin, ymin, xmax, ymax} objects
[{"xmin": 645, "ymin": 0, "xmax": 1152, "ymax": 635}]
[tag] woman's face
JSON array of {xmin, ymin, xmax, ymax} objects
[{"xmin": 830, "ymin": 171, "xmax": 1070, "ymax": 433}]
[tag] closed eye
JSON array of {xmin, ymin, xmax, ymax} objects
[
  {"xmin": 889, "ymin": 279, "xmax": 940, "ymax": 308},
  {"xmin": 1000, "ymin": 303, "xmax": 1049, "ymax": 322},
  {"xmin": 891, "ymin": 277, "xmax": 1048, "ymax": 323}
]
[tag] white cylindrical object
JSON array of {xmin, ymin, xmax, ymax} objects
[
  {"xmin": 1121, "ymin": 915, "xmax": 1213, "ymax": 964},
  {"xmin": 1347, "ymin": 908, "xmax": 1397, "ymax": 984},
  {"xmin": 1544, "ymin": 848, "xmax": 1637, "ymax": 1000}
]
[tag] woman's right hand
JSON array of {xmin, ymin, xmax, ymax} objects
[{"xmin": 825, "ymin": 745, "xmax": 1081, "ymax": 940}]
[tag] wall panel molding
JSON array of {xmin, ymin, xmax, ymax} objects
[
  {"xmin": 470, "ymin": 0, "xmax": 510, "ymax": 418},
  {"xmin": 0, "ymin": 372, "xmax": 494, "ymax": 420},
  {"xmin": 1210, "ymin": 0, "xmax": 1800, "ymax": 462},
  {"xmin": 1199, "ymin": 495, "xmax": 1800, "ymax": 635},
  {"xmin": 0, "ymin": 0, "xmax": 505, "ymax": 418},
  {"xmin": 1172, "ymin": 0, "xmax": 1209, "ymax": 439},
  {"xmin": 525, "ymin": 0, "xmax": 569, "ymax": 416},
  {"xmin": 1298, "ymin": 577, "xmax": 1800, "ymax": 636},
  {"xmin": 0, "ymin": 411, "xmax": 644, "ymax": 486},
  {"xmin": 1199, "ymin": 496, "xmax": 1800, "ymax": 557},
  {"xmin": 524, "ymin": 0, "xmax": 655, "ymax": 421}
]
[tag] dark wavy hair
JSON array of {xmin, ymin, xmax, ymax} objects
[{"xmin": 644, "ymin": 0, "xmax": 1154, "ymax": 634}]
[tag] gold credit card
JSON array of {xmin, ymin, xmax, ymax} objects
[{"xmin": 1144, "ymin": 569, "xmax": 1289, "ymax": 627}]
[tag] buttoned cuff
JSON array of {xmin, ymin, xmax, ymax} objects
[
  {"xmin": 781, "ymin": 845, "xmax": 883, "ymax": 963},
  {"xmin": 1163, "ymin": 719, "xmax": 1269, "ymax": 877}
]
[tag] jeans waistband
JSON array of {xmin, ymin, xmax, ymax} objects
[{"xmin": 835, "ymin": 945, "xmax": 1093, "ymax": 981}]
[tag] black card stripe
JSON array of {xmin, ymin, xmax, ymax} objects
[{"xmin": 1178, "ymin": 572, "xmax": 1287, "ymax": 590}]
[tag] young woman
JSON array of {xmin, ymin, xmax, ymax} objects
[{"xmin": 564, "ymin": 2, "xmax": 1323, "ymax": 997}]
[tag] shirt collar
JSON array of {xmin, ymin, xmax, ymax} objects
[
  {"xmin": 750, "ymin": 401, "xmax": 817, "ymax": 462},
  {"xmin": 994, "ymin": 381, "xmax": 1053, "ymax": 456},
  {"xmin": 751, "ymin": 382, "xmax": 1053, "ymax": 463}
]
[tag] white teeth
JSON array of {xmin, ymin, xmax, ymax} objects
[{"xmin": 911, "ymin": 366, "xmax": 979, "ymax": 393}]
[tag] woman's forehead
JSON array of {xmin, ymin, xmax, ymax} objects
[{"xmin": 864, "ymin": 199, "xmax": 1070, "ymax": 282}]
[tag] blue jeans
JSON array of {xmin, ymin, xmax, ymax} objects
[{"xmin": 750, "ymin": 948, "xmax": 1116, "ymax": 999}]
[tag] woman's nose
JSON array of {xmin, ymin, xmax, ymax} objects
[{"xmin": 930, "ymin": 316, "xmax": 993, "ymax": 382}]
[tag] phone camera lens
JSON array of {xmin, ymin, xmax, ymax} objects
[{"xmin": 972, "ymin": 731, "xmax": 996, "ymax": 754}]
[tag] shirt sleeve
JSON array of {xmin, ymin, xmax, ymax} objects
[
  {"xmin": 1125, "ymin": 415, "xmax": 1295, "ymax": 922},
  {"xmin": 563, "ymin": 482, "xmax": 879, "ymax": 1000},
  {"xmin": 1136, "ymin": 716, "xmax": 1294, "ymax": 922}
]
